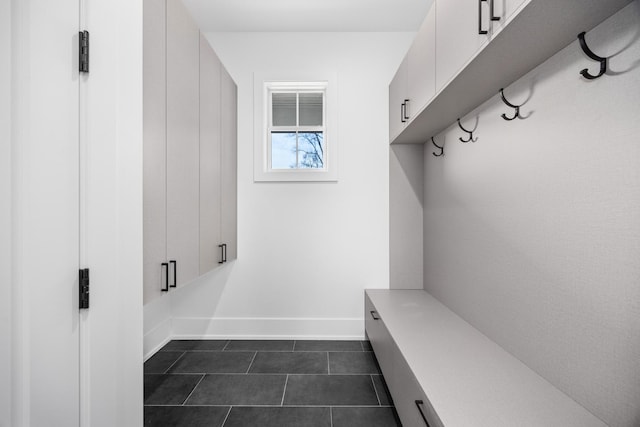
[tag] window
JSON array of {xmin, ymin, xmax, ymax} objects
[
  {"xmin": 269, "ymin": 90, "xmax": 325, "ymax": 170},
  {"xmin": 254, "ymin": 75, "xmax": 337, "ymax": 182}
]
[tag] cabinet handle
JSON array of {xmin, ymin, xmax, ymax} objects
[
  {"xmin": 161, "ymin": 263, "xmax": 169, "ymax": 292},
  {"xmin": 218, "ymin": 244, "xmax": 224, "ymax": 264},
  {"xmin": 223, "ymin": 243, "xmax": 227, "ymax": 263},
  {"xmin": 401, "ymin": 103, "xmax": 407, "ymax": 123},
  {"xmin": 478, "ymin": 0, "xmax": 488, "ymax": 34},
  {"xmin": 403, "ymin": 99, "xmax": 410, "ymax": 120},
  {"xmin": 169, "ymin": 260, "xmax": 177, "ymax": 288},
  {"xmin": 415, "ymin": 400, "xmax": 431, "ymax": 427},
  {"xmin": 370, "ymin": 310, "xmax": 380, "ymax": 320},
  {"xmin": 490, "ymin": 0, "xmax": 500, "ymax": 21}
]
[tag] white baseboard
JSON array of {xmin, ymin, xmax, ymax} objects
[
  {"xmin": 143, "ymin": 318, "xmax": 171, "ymax": 361},
  {"xmin": 171, "ymin": 317, "xmax": 365, "ymax": 340}
]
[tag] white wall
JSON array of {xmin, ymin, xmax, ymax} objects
[
  {"xmin": 423, "ymin": 3, "xmax": 640, "ymax": 427},
  {"xmin": 0, "ymin": 0, "xmax": 11, "ymax": 424},
  {"xmin": 165, "ymin": 32, "xmax": 414, "ymax": 340}
]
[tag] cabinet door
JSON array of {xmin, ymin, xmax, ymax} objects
[
  {"xmin": 166, "ymin": 0, "xmax": 200, "ymax": 286},
  {"xmin": 364, "ymin": 297, "xmax": 395, "ymax": 390},
  {"xmin": 199, "ymin": 34, "xmax": 223, "ymax": 273},
  {"xmin": 220, "ymin": 67, "xmax": 238, "ymax": 262},
  {"xmin": 406, "ymin": 3, "xmax": 436, "ymax": 118},
  {"xmin": 436, "ymin": 0, "xmax": 491, "ymax": 91},
  {"xmin": 143, "ymin": 0, "xmax": 167, "ymax": 302},
  {"xmin": 389, "ymin": 56, "xmax": 408, "ymax": 142}
]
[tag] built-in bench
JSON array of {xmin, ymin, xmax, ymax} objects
[{"xmin": 365, "ymin": 289, "xmax": 606, "ymax": 427}]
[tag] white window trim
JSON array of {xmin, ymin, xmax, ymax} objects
[{"xmin": 254, "ymin": 72, "xmax": 338, "ymax": 182}]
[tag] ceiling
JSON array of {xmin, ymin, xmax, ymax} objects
[{"xmin": 182, "ymin": 0, "xmax": 432, "ymax": 32}]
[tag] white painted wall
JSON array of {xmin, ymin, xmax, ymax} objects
[
  {"xmin": 163, "ymin": 32, "xmax": 414, "ymax": 340},
  {"xmin": 0, "ymin": 0, "xmax": 12, "ymax": 424},
  {"xmin": 423, "ymin": 3, "xmax": 640, "ymax": 427}
]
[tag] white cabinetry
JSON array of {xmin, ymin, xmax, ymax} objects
[
  {"xmin": 166, "ymin": 0, "xmax": 201, "ymax": 287},
  {"xmin": 143, "ymin": 0, "xmax": 238, "ymax": 303},
  {"xmin": 199, "ymin": 35, "xmax": 223, "ymax": 273},
  {"xmin": 389, "ymin": 3, "xmax": 436, "ymax": 142},
  {"xmin": 390, "ymin": 0, "xmax": 631, "ymax": 144}
]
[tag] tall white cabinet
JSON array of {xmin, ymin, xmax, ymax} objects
[{"xmin": 144, "ymin": 0, "xmax": 238, "ymax": 303}]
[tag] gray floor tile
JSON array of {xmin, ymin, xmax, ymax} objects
[
  {"xmin": 224, "ymin": 407, "xmax": 331, "ymax": 427},
  {"xmin": 332, "ymin": 407, "xmax": 401, "ymax": 427},
  {"xmin": 224, "ymin": 340, "xmax": 294, "ymax": 351},
  {"xmin": 168, "ymin": 351, "xmax": 254, "ymax": 374},
  {"xmin": 329, "ymin": 352, "xmax": 381, "ymax": 374},
  {"xmin": 372, "ymin": 375, "xmax": 393, "ymax": 406},
  {"xmin": 144, "ymin": 405, "xmax": 229, "ymax": 427},
  {"xmin": 295, "ymin": 340, "xmax": 363, "ymax": 352},
  {"xmin": 144, "ymin": 374, "xmax": 203, "ymax": 405},
  {"xmin": 185, "ymin": 374, "xmax": 286, "ymax": 405},
  {"xmin": 283, "ymin": 375, "xmax": 379, "ymax": 406},
  {"xmin": 160, "ymin": 340, "xmax": 228, "ymax": 351},
  {"xmin": 144, "ymin": 351, "xmax": 184, "ymax": 374},
  {"xmin": 362, "ymin": 341, "xmax": 373, "ymax": 351},
  {"xmin": 249, "ymin": 351, "xmax": 328, "ymax": 374}
]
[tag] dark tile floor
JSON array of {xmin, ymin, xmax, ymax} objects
[{"xmin": 144, "ymin": 340, "xmax": 401, "ymax": 427}]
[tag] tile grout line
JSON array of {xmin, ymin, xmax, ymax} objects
[
  {"xmin": 145, "ymin": 404, "xmax": 395, "ymax": 408},
  {"xmin": 280, "ymin": 374, "xmax": 289, "ymax": 406},
  {"xmin": 222, "ymin": 340, "xmax": 231, "ymax": 351},
  {"xmin": 360, "ymin": 341, "xmax": 365, "ymax": 351},
  {"xmin": 330, "ymin": 406, "xmax": 334, "ymax": 427},
  {"xmin": 370, "ymin": 375, "xmax": 381, "ymax": 406},
  {"xmin": 245, "ymin": 351, "xmax": 258, "ymax": 374},
  {"xmin": 163, "ymin": 351, "xmax": 187, "ymax": 374},
  {"xmin": 292, "ymin": 340, "xmax": 296, "ymax": 351},
  {"xmin": 220, "ymin": 406, "xmax": 232, "ymax": 427},
  {"xmin": 327, "ymin": 352, "xmax": 330, "ymax": 375},
  {"xmin": 180, "ymin": 374, "xmax": 206, "ymax": 406}
]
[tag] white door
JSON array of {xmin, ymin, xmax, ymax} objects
[{"xmin": 13, "ymin": 0, "xmax": 81, "ymax": 425}]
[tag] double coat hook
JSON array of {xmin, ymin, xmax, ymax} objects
[
  {"xmin": 578, "ymin": 31, "xmax": 607, "ymax": 79},
  {"xmin": 499, "ymin": 88, "xmax": 523, "ymax": 121},
  {"xmin": 431, "ymin": 137, "xmax": 444, "ymax": 157},
  {"xmin": 457, "ymin": 118, "xmax": 477, "ymax": 143}
]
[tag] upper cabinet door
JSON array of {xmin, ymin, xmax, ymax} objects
[
  {"xmin": 143, "ymin": 0, "xmax": 167, "ymax": 303},
  {"xmin": 166, "ymin": 0, "xmax": 200, "ymax": 286},
  {"xmin": 406, "ymin": 3, "xmax": 436, "ymax": 122},
  {"xmin": 220, "ymin": 68, "xmax": 238, "ymax": 262},
  {"xmin": 389, "ymin": 56, "xmax": 408, "ymax": 142},
  {"xmin": 436, "ymin": 0, "xmax": 491, "ymax": 91},
  {"xmin": 199, "ymin": 34, "xmax": 223, "ymax": 274},
  {"xmin": 490, "ymin": 0, "xmax": 530, "ymax": 30}
]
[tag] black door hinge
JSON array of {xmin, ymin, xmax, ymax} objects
[
  {"xmin": 79, "ymin": 268, "xmax": 90, "ymax": 309},
  {"xmin": 79, "ymin": 31, "xmax": 89, "ymax": 73}
]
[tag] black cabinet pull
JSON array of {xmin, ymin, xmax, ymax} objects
[
  {"xmin": 223, "ymin": 244, "xmax": 227, "ymax": 263},
  {"xmin": 370, "ymin": 310, "xmax": 380, "ymax": 320},
  {"xmin": 218, "ymin": 244, "xmax": 224, "ymax": 264},
  {"xmin": 478, "ymin": 0, "xmax": 488, "ymax": 34},
  {"xmin": 401, "ymin": 103, "xmax": 407, "ymax": 123},
  {"xmin": 415, "ymin": 400, "xmax": 431, "ymax": 427},
  {"xmin": 403, "ymin": 99, "xmax": 410, "ymax": 120},
  {"xmin": 169, "ymin": 260, "xmax": 177, "ymax": 288},
  {"xmin": 161, "ymin": 263, "xmax": 169, "ymax": 292},
  {"xmin": 490, "ymin": 0, "xmax": 500, "ymax": 21}
]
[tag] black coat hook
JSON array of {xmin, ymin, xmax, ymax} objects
[
  {"xmin": 431, "ymin": 137, "xmax": 444, "ymax": 157},
  {"xmin": 457, "ymin": 118, "xmax": 477, "ymax": 143},
  {"xmin": 499, "ymin": 88, "xmax": 523, "ymax": 121},
  {"xmin": 578, "ymin": 31, "xmax": 607, "ymax": 80}
]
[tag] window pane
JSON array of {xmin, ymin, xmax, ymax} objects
[
  {"xmin": 299, "ymin": 93, "xmax": 323, "ymax": 126},
  {"xmin": 272, "ymin": 93, "xmax": 297, "ymax": 126},
  {"xmin": 271, "ymin": 132, "xmax": 297, "ymax": 169},
  {"xmin": 297, "ymin": 132, "xmax": 324, "ymax": 169}
]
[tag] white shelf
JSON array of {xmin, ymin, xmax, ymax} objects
[
  {"xmin": 391, "ymin": 0, "xmax": 632, "ymax": 144},
  {"xmin": 365, "ymin": 289, "xmax": 606, "ymax": 427}
]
